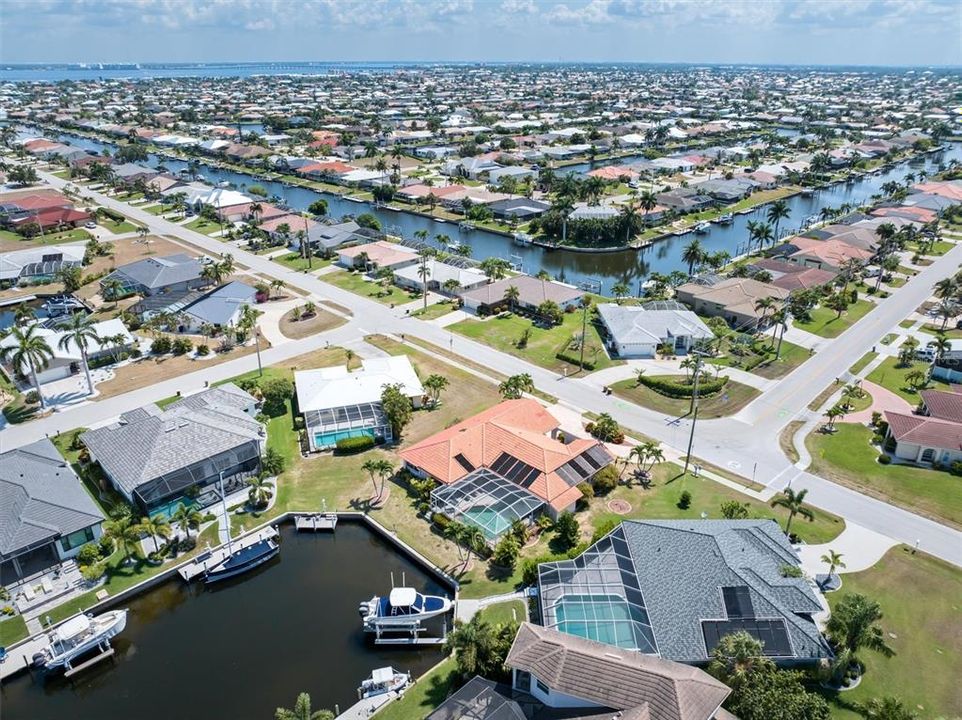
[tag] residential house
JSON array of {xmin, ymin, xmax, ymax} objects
[
  {"xmin": 393, "ymin": 258, "xmax": 488, "ymax": 296},
  {"xmin": 505, "ymin": 623, "xmax": 733, "ymax": 720},
  {"xmin": 883, "ymin": 410, "xmax": 962, "ymax": 466},
  {"xmin": 537, "ymin": 520, "xmax": 832, "ymax": 665},
  {"xmin": 487, "ymin": 197, "xmax": 551, "ymax": 221},
  {"xmin": 0, "ymin": 439, "xmax": 105, "ymax": 582},
  {"xmin": 752, "ymin": 258, "xmax": 836, "ymax": 292},
  {"xmin": 402, "ymin": 398, "xmax": 614, "ymax": 518},
  {"xmin": 179, "ymin": 280, "xmax": 257, "ymax": 333},
  {"xmin": 337, "ymin": 241, "xmax": 419, "ymax": 271},
  {"xmin": 103, "ymin": 253, "xmax": 207, "ymax": 297},
  {"xmin": 675, "ymin": 278, "xmax": 789, "ymax": 330},
  {"xmin": 81, "ymin": 384, "xmax": 264, "ymax": 514},
  {"xmin": 0, "ymin": 318, "xmax": 134, "ymax": 384},
  {"xmin": 111, "ymin": 163, "xmax": 160, "ymax": 187},
  {"xmin": 596, "ymin": 302, "xmax": 714, "ymax": 358},
  {"xmin": 786, "ymin": 237, "xmax": 874, "ymax": 271},
  {"xmin": 459, "ymin": 275, "xmax": 583, "ymax": 315},
  {"xmin": 295, "ymin": 356, "xmax": 424, "ymax": 451},
  {"xmin": 0, "ymin": 244, "xmax": 86, "ymax": 287}
]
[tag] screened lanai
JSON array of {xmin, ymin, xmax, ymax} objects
[
  {"xmin": 430, "ymin": 468, "xmax": 544, "ymax": 541},
  {"xmin": 303, "ymin": 401, "xmax": 390, "ymax": 451},
  {"xmin": 537, "ymin": 524, "xmax": 658, "ymax": 653}
]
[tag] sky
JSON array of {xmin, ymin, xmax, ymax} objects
[{"xmin": 2, "ymin": 0, "xmax": 961, "ymax": 67}]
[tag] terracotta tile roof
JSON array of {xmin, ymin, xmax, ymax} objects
[
  {"xmin": 919, "ymin": 389, "xmax": 962, "ymax": 423},
  {"xmin": 400, "ymin": 399, "xmax": 609, "ymax": 510},
  {"xmin": 885, "ymin": 411, "xmax": 962, "ymax": 450},
  {"xmin": 506, "ymin": 623, "xmax": 730, "ymax": 720}
]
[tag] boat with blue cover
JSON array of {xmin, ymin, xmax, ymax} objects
[
  {"xmin": 204, "ymin": 536, "xmax": 279, "ymax": 584},
  {"xmin": 358, "ymin": 587, "xmax": 452, "ymax": 630}
]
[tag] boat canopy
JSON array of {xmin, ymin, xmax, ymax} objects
[
  {"xmin": 372, "ymin": 667, "xmax": 394, "ymax": 683},
  {"xmin": 389, "ymin": 588, "xmax": 417, "ymax": 607},
  {"xmin": 54, "ymin": 614, "xmax": 91, "ymax": 641}
]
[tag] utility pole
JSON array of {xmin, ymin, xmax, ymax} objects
[{"xmin": 683, "ymin": 352, "xmax": 709, "ymax": 475}]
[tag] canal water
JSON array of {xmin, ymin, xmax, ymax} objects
[
  {"xmin": 2, "ymin": 522, "xmax": 449, "ymax": 720},
  {"xmin": 31, "ymin": 128, "xmax": 961, "ymax": 294}
]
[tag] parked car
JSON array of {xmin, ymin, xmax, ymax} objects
[{"xmin": 84, "ymin": 220, "xmax": 97, "ymax": 229}]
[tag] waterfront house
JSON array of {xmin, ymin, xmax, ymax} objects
[
  {"xmin": 337, "ymin": 240, "xmax": 419, "ymax": 271},
  {"xmin": 752, "ymin": 258, "xmax": 837, "ymax": 292},
  {"xmin": 295, "ymin": 356, "xmax": 424, "ymax": 451},
  {"xmin": 0, "ymin": 439, "xmax": 105, "ymax": 582},
  {"xmin": 536, "ymin": 520, "xmax": 832, "ymax": 665},
  {"xmin": 786, "ymin": 237, "xmax": 874, "ymax": 272},
  {"xmin": 0, "ymin": 317, "xmax": 135, "ymax": 384},
  {"xmin": 402, "ymin": 398, "xmax": 614, "ymax": 519},
  {"xmin": 103, "ymin": 253, "xmax": 207, "ymax": 298},
  {"xmin": 675, "ymin": 277, "xmax": 789, "ymax": 330},
  {"xmin": 111, "ymin": 163, "xmax": 160, "ymax": 187},
  {"xmin": 0, "ymin": 244, "xmax": 86, "ymax": 287},
  {"xmin": 81, "ymin": 384, "xmax": 264, "ymax": 514},
  {"xmin": 505, "ymin": 623, "xmax": 733, "ymax": 720},
  {"xmin": 487, "ymin": 197, "xmax": 551, "ymax": 220},
  {"xmin": 596, "ymin": 302, "xmax": 714, "ymax": 358},
  {"xmin": 459, "ymin": 274, "xmax": 583, "ymax": 315}
]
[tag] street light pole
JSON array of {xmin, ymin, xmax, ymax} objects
[{"xmin": 254, "ymin": 327, "xmax": 263, "ymax": 377}]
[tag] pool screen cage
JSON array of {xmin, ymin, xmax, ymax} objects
[
  {"xmin": 537, "ymin": 524, "xmax": 658, "ymax": 653},
  {"xmin": 304, "ymin": 401, "xmax": 389, "ymax": 439},
  {"xmin": 430, "ymin": 468, "xmax": 544, "ymax": 542},
  {"xmin": 133, "ymin": 440, "xmax": 261, "ymax": 512}
]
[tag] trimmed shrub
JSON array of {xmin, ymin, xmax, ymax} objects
[
  {"xmin": 260, "ymin": 376, "xmax": 293, "ymax": 416},
  {"xmin": 590, "ymin": 518, "xmax": 622, "ymax": 544},
  {"xmin": 780, "ymin": 564, "xmax": 804, "ymax": 578},
  {"xmin": 335, "ymin": 435, "xmax": 376, "ymax": 453},
  {"xmin": 150, "ymin": 336, "xmax": 172, "ymax": 354},
  {"xmin": 76, "ymin": 543, "xmax": 102, "ymax": 566},
  {"xmin": 638, "ymin": 374, "xmax": 728, "ymax": 399},
  {"xmin": 555, "ymin": 350, "xmax": 596, "ymax": 371},
  {"xmin": 877, "ymin": 454, "xmax": 892, "ymax": 465},
  {"xmin": 591, "ymin": 465, "xmax": 620, "ymax": 494},
  {"xmin": 24, "ymin": 390, "xmax": 40, "ymax": 404},
  {"xmin": 196, "ymin": 344, "xmax": 210, "ymax": 356},
  {"xmin": 171, "ymin": 337, "xmax": 193, "ymax": 355},
  {"xmin": 677, "ymin": 490, "xmax": 692, "ymax": 509},
  {"xmin": 80, "ymin": 562, "xmax": 106, "ymax": 583}
]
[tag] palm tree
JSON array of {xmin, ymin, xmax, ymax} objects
[
  {"xmin": 105, "ymin": 515, "xmax": 143, "ymax": 566},
  {"xmin": 755, "ymin": 222, "xmax": 774, "ymax": 250},
  {"xmin": 0, "ymin": 323, "xmax": 54, "ymax": 409},
  {"xmin": 821, "ymin": 549, "xmax": 846, "ymax": 580},
  {"xmin": 926, "ymin": 333, "xmax": 951, "ymax": 375},
  {"xmin": 770, "ymin": 487, "xmax": 815, "ymax": 535},
  {"xmin": 100, "ymin": 277, "xmax": 124, "ymax": 306},
  {"xmin": 840, "ymin": 383, "xmax": 864, "ymax": 409},
  {"xmin": 274, "ymin": 692, "xmax": 334, "ymax": 720},
  {"xmin": 503, "ymin": 284, "xmax": 520, "ymax": 312},
  {"xmin": 824, "ymin": 403, "xmax": 846, "ymax": 429},
  {"xmin": 857, "ymin": 696, "xmax": 917, "ymax": 720},
  {"xmin": 753, "ymin": 296, "xmax": 777, "ymax": 328},
  {"xmin": 498, "ymin": 373, "xmax": 534, "ymax": 399},
  {"xmin": 201, "ymin": 261, "xmax": 226, "ymax": 286},
  {"xmin": 766, "ymin": 198, "xmax": 790, "ymax": 242},
  {"xmin": 57, "ymin": 312, "xmax": 103, "ymax": 396},
  {"xmin": 681, "ymin": 238, "xmax": 704, "ymax": 276},
  {"xmin": 628, "ymin": 440, "xmax": 664, "ymax": 481},
  {"xmin": 611, "ymin": 282, "xmax": 630, "ymax": 304},
  {"xmin": 826, "ymin": 593, "xmax": 895, "ymax": 668},
  {"xmin": 139, "ymin": 514, "xmax": 172, "ymax": 553},
  {"xmin": 361, "ymin": 457, "xmax": 394, "ymax": 502},
  {"xmin": 247, "ymin": 474, "xmax": 274, "ymax": 508},
  {"xmin": 172, "ymin": 503, "xmax": 202, "ymax": 539},
  {"xmin": 422, "ymin": 373, "xmax": 449, "ymax": 408}
]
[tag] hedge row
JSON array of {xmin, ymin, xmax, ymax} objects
[
  {"xmin": 638, "ymin": 374, "xmax": 729, "ymax": 399},
  {"xmin": 335, "ymin": 435, "xmax": 376, "ymax": 453},
  {"xmin": 555, "ymin": 350, "xmax": 597, "ymax": 371}
]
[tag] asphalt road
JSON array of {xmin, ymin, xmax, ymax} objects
[{"xmin": 3, "ymin": 167, "xmax": 960, "ymax": 566}]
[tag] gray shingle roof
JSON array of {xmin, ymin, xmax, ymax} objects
[
  {"xmin": 619, "ymin": 520, "xmax": 830, "ymax": 663},
  {"xmin": 0, "ymin": 439, "xmax": 104, "ymax": 558},
  {"xmin": 109, "ymin": 253, "xmax": 202, "ymax": 291},
  {"xmin": 506, "ymin": 623, "xmax": 730, "ymax": 720},
  {"xmin": 80, "ymin": 385, "xmax": 262, "ymax": 496},
  {"xmin": 426, "ymin": 677, "xmax": 527, "ymax": 720},
  {"xmin": 182, "ymin": 281, "xmax": 256, "ymax": 326},
  {"xmin": 597, "ymin": 303, "xmax": 714, "ymax": 346}
]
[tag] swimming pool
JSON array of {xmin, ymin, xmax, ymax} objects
[{"xmin": 553, "ymin": 593, "xmax": 647, "ymax": 650}]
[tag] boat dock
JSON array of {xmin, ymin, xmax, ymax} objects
[
  {"xmin": 335, "ymin": 691, "xmax": 399, "ymax": 720},
  {"xmin": 177, "ymin": 526, "xmax": 279, "ymax": 582},
  {"xmin": 294, "ymin": 513, "xmax": 338, "ymax": 532},
  {"xmin": 0, "ymin": 633, "xmax": 47, "ymax": 681}
]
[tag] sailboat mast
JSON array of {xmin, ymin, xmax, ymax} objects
[{"xmin": 220, "ymin": 471, "xmax": 233, "ymax": 554}]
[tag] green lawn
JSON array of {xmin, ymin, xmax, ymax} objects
[
  {"xmin": 479, "ymin": 599, "xmax": 526, "ymax": 627},
  {"xmin": 375, "ymin": 658, "xmax": 458, "ymax": 720},
  {"xmin": 0, "ymin": 368, "xmax": 39, "ymax": 424},
  {"xmin": 450, "ymin": 309, "xmax": 620, "ymax": 375},
  {"xmin": 898, "ymin": 319, "xmax": 916, "ymax": 329},
  {"xmin": 411, "ymin": 300, "xmax": 459, "ymax": 321},
  {"xmin": 99, "ymin": 218, "xmax": 139, "ymax": 234},
  {"xmin": 848, "ymin": 351, "xmax": 878, "ymax": 376},
  {"xmin": 183, "ymin": 217, "xmax": 224, "ymax": 235},
  {"xmin": 0, "ymin": 614, "xmax": 29, "ymax": 646},
  {"xmin": 585, "ymin": 464, "xmax": 844, "ymax": 546},
  {"xmin": 918, "ymin": 323, "xmax": 962, "ymax": 339},
  {"xmin": 272, "ymin": 252, "xmax": 331, "ymax": 272},
  {"xmin": 823, "ymin": 546, "xmax": 962, "ymax": 719},
  {"xmin": 609, "ymin": 376, "xmax": 760, "ymax": 419},
  {"xmin": 807, "ymin": 424, "xmax": 962, "ymax": 529},
  {"xmin": 795, "ymin": 299, "xmax": 874, "ymax": 338},
  {"xmin": 708, "ymin": 337, "xmax": 811, "ymax": 380},
  {"xmin": 142, "ymin": 204, "xmax": 172, "ymax": 216},
  {"xmin": 321, "ymin": 269, "xmax": 419, "ymax": 306},
  {"xmin": 866, "ymin": 356, "xmax": 944, "ymax": 403}
]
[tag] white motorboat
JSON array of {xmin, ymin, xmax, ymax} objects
[
  {"xmin": 716, "ymin": 213, "xmax": 734, "ymax": 225},
  {"xmin": 358, "ymin": 587, "xmax": 452, "ymax": 629},
  {"xmin": 358, "ymin": 666, "xmax": 411, "ymax": 699},
  {"xmin": 693, "ymin": 222, "xmax": 711, "ymax": 234},
  {"xmin": 32, "ymin": 609, "xmax": 128, "ymax": 672}
]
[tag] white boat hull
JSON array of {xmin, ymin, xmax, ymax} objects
[{"xmin": 34, "ymin": 609, "xmax": 128, "ymax": 671}]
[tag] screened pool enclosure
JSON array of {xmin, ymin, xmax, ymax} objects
[
  {"xmin": 537, "ymin": 524, "xmax": 658, "ymax": 652},
  {"xmin": 430, "ymin": 468, "xmax": 544, "ymax": 541}
]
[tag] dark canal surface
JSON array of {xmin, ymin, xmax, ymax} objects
[
  {"xmin": 24, "ymin": 127, "xmax": 962, "ymax": 294},
  {"xmin": 1, "ymin": 522, "xmax": 449, "ymax": 720}
]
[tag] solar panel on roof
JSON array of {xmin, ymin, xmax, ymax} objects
[
  {"xmin": 722, "ymin": 586, "xmax": 754, "ymax": 619},
  {"xmin": 490, "ymin": 452, "xmax": 514, "ymax": 476},
  {"xmin": 454, "ymin": 453, "xmax": 475, "ymax": 473},
  {"xmin": 519, "ymin": 466, "xmax": 541, "ymax": 488},
  {"xmin": 702, "ymin": 619, "xmax": 792, "ymax": 656},
  {"xmin": 581, "ymin": 450, "xmax": 602, "ymax": 470}
]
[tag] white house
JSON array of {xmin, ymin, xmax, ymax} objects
[
  {"xmin": 596, "ymin": 303, "xmax": 714, "ymax": 358},
  {"xmin": 295, "ymin": 356, "xmax": 424, "ymax": 451}
]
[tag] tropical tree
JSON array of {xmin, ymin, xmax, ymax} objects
[
  {"xmin": 247, "ymin": 474, "xmax": 274, "ymax": 508},
  {"xmin": 0, "ymin": 323, "xmax": 54, "ymax": 408},
  {"xmin": 766, "ymin": 198, "xmax": 790, "ymax": 241},
  {"xmin": 57, "ymin": 312, "xmax": 103, "ymax": 396},
  {"xmin": 422, "ymin": 373, "xmax": 449, "ymax": 408},
  {"xmin": 380, "ymin": 383, "xmax": 413, "ymax": 440},
  {"xmin": 589, "ymin": 412, "xmax": 621, "ymax": 442},
  {"xmin": 361, "ymin": 457, "xmax": 394, "ymax": 501},
  {"xmin": 55, "ymin": 265, "xmax": 84, "ymax": 293},
  {"xmin": 611, "ymin": 281, "xmax": 630, "ymax": 304},
  {"xmin": 274, "ymin": 692, "xmax": 334, "ymax": 720},
  {"xmin": 498, "ymin": 373, "xmax": 534, "ymax": 399},
  {"xmin": 139, "ymin": 514, "xmax": 172, "ymax": 553},
  {"xmin": 856, "ymin": 696, "xmax": 918, "ymax": 720},
  {"xmin": 825, "ymin": 291, "xmax": 850, "ymax": 320},
  {"xmin": 172, "ymin": 503, "xmax": 202, "ymax": 539},
  {"xmin": 104, "ymin": 515, "xmax": 143, "ymax": 565},
  {"xmin": 826, "ymin": 593, "xmax": 895, "ymax": 675},
  {"xmin": 821, "ymin": 549, "xmax": 846, "ymax": 580},
  {"xmin": 682, "ymin": 238, "xmax": 704, "ymax": 276},
  {"xmin": 503, "ymin": 284, "xmax": 520, "ymax": 312},
  {"xmin": 627, "ymin": 440, "xmax": 664, "ymax": 478},
  {"xmin": 201, "ymin": 261, "xmax": 226, "ymax": 286},
  {"xmin": 770, "ymin": 488, "xmax": 815, "ymax": 535},
  {"xmin": 444, "ymin": 613, "xmax": 517, "ymax": 683},
  {"xmin": 480, "ymin": 256, "xmax": 511, "ymax": 280}
]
